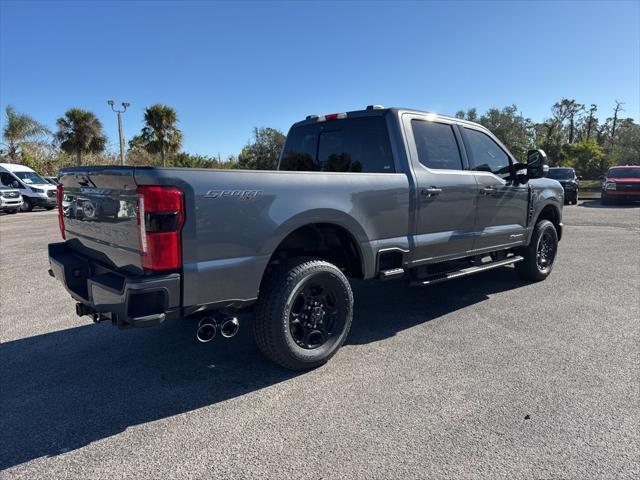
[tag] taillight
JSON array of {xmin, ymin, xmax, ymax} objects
[
  {"xmin": 56, "ymin": 184, "xmax": 65, "ymax": 239},
  {"xmin": 136, "ymin": 186, "xmax": 184, "ymax": 271}
]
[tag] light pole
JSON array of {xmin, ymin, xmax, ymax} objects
[{"xmin": 108, "ymin": 100, "xmax": 130, "ymax": 165}]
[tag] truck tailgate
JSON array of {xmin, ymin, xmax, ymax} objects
[{"xmin": 59, "ymin": 167, "xmax": 143, "ymax": 273}]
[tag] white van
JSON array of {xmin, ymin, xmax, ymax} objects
[{"xmin": 0, "ymin": 163, "xmax": 57, "ymax": 212}]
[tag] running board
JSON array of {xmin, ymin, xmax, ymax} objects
[{"xmin": 410, "ymin": 256, "xmax": 524, "ymax": 286}]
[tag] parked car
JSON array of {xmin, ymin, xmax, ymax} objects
[
  {"xmin": 44, "ymin": 176, "xmax": 60, "ymax": 185},
  {"xmin": 49, "ymin": 106, "xmax": 564, "ymax": 370},
  {"xmin": 547, "ymin": 167, "xmax": 580, "ymax": 204},
  {"xmin": 0, "ymin": 163, "xmax": 58, "ymax": 212},
  {"xmin": 0, "ymin": 184, "xmax": 22, "ymax": 214},
  {"xmin": 601, "ymin": 166, "xmax": 640, "ymax": 204}
]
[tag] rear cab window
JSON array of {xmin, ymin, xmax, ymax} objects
[
  {"xmin": 411, "ymin": 120, "xmax": 463, "ymax": 170},
  {"xmin": 280, "ymin": 116, "xmax": 395, "ymax": 173}
]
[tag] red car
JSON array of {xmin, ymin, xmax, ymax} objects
[{"xmin": 601, "ymin": 166, "xmax": 640, "ymax": 204}]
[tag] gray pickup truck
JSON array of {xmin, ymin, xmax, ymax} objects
[{"xmin": 49, "ymin": 106, "xmax": 563, "ymax": 370}]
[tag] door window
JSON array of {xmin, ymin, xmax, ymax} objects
[
  {"xmin": 463, "ymin": 128, "xmax": 512, "ymax": 178},
  {"xmin": 411, "ymin": 120, "xmax": 463, "ymax": 170}
]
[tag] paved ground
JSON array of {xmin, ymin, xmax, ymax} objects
[{"xmin": 1, "ymin": 201, "xmax": 638, "ymax": 479}]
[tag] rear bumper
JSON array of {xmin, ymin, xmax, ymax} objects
[{"xmin": 48, "ymin": 242, "xmax": 181, "ymax": 327}]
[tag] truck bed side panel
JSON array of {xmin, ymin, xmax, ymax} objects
[{"xmin": 134, "ymin": 168, "xmax": 411, "ymax": 308}]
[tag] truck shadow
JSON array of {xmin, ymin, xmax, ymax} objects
[{"xmin": 0, "ymin": 267, "xmax": 525, "ymax": 470}]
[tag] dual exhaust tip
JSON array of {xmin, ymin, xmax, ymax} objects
[{"xmin": 196, "ymin": 315, "xmax": 239, "ymax": 343}]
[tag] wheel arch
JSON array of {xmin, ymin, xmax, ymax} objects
[
  {"xmin": 259, "ymin": 210, "xmax": 371, "ymax": 285},
  {"xmin": 532, "ymin": 202, "xmax": 563, "ymax": 242}
]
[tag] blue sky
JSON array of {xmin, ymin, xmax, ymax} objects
[{"xmin": 1, "ymin": 0, "xmax": 638, "ymax": 158}]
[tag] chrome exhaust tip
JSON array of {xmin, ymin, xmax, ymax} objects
[
  {"xmin": 196, "ymin": 317, "xmax": 217, "ymax": 343},
  {"xmin": 220, "ymin": 316, "xmax": 240, "ymax": 338}
]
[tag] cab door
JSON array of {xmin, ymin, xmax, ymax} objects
[
  {"xmin": 459, "ymin": 126, "xmax": 529, "ymax": 252},
  {"xmin": 402, "ymin": 114, "xmax": 479, "ymax": 265}
]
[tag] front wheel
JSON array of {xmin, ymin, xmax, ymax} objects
[
  {"xmin": 515, "ymin": 220, "xmax": 558, "ymax": 282},
  {"xmin": 253, "ymin": 258, "xmax": 354, "ymax": 370},
  {"xmin": 20, "ymin": 198, "xmax": 33, "ymax": 212},
  {"xmin": 5, "ymin": 209, "xmax": 19, "ymax": 214},
  {"xmin": 45, "ymin": 206, "xmax": 55, "ymax": 210}
]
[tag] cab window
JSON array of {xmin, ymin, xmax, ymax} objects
[
  {"xmin": 463, "ymin": 128, "xmax": 512, "ymax": 178},
  {"xmin": 280, "ymin": 117, "xmax": 394, "ymax": 173},
  {"xmin": 411, "ymin": 120, "xmax": 463, "ymax": 170}
]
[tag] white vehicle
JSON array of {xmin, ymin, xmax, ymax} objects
[
  {"xmin": 0, "ymin": 163, "xmax": 57, "ymax": 212},
  {"xmin": 0, "ymin": 185, "xmax": 22, "ymax": 214}
]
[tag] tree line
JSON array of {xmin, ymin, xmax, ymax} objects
[
  {"xmin": 1, "ymin": 99, "xmax": 638, "ymax": 178},
  {"xmin": 455, "ymin": 99, "xmax": 638, "ymax": 178}
]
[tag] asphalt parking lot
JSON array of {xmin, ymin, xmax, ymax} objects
[{"xmin": 1, "ymin": 201, "xmax": 639, "ymax": 480}]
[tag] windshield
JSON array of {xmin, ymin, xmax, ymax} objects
[
  {"xmin": 547, "ymin": 168, "xmax": 574, "ymax": 180},
  {"xmin": 608, "ymin": 167, "xmax": 640, "ymax": 178},
  {"xmin": 13, "ymin": 171, "xmax": 47, "ymax": 185}
]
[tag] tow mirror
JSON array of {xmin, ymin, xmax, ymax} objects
[{"xmin": 527, "ymin": 149, "xmax": 549, "ymax": 179}]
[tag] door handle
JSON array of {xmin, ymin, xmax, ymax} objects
[
  {"xmin": 421, "ymin": 187, "xmax": 442, "ymax": 198},
  {"xmin": 480, "ymin": 186, "xmax": 496, "ymax": 195}
]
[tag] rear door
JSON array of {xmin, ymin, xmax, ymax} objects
[
  {"xmin": 460, "ymin": 126, "xmax": 529, "ymax": 251},
  {"xmin": 60, "ymin": 167, "xmax": 143, "ymax": 273},
  {"xmin": 402, "ymin": 114, "xmax": 479, "ymax": 264}
]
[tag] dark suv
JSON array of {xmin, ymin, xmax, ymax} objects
[{"xmin": 547, "ymin": 167, "xmax": 580, "ymax": 205}]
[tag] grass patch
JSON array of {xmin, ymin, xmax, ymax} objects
[{"xmin": 580, "ymin": 179, "xmax": 601, "ymax": 191}]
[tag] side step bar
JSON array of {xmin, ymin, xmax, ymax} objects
[{"xmin": 410, "ymin": 255, "xmax": 524, "ymax": 286}]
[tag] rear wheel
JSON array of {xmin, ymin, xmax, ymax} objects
[
  {"xmin": 253, "ymin": 258, "xmax": 353, "ymax": 370},
  {"xmin": 515, "ymin": 219, "xmax": 558, "ymax": 282},
  {"xmin": 45, "ymin": 206, "xmax": 55, "ymax": 210}
]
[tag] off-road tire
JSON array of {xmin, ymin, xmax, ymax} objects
[
  {"xmin": 515, "ymin": 220, "xmax": 558, "ymax": 282},
  {"xmin": 253, "ymin": 258, "xmax": 353, "ymax": 371}
]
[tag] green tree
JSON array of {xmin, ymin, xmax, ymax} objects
[
  {"xmin": 135, "ymin": 104, "xmax": 183, "ymax": 167},
  {"xmin": 564, "ymin": 139, "xmax": 611, "ymax": 178},
  {"xmin": 610, "ymin": 119, "xmax": 640, "ymax": 165},
  {"xmin": 55, "ymin": 108, "xmax": 107, "ymax": 166},
  {"xmin": 477, "ymin": 105, "xmax": 534, "ymax": 161},
  {"xmin": 2, "ymin": 106, "xmax": 50, "ymax": 163},
  {"xmin": 237, "ymin": 127, "xmax": 286, "ymax": 170}
]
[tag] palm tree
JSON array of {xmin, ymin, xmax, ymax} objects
[
  {"xmin": 2, "ymin": 106, "xmax": 50, "ymax": 162},
  {"xmin": 138, "ymin": 104, "xmax": 183, "ymax": 167},
  {"xmin": 55, "ymin": 108, "xmax": 107, "ymax": 166}
]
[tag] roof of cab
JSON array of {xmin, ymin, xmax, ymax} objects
[
  {"xmin": 0, "ymin": 163, "xmax": 38, "ymax": 172},
  {"xmin": 293, "ymin": 106, "xmax": 485, "ymax": 130}
]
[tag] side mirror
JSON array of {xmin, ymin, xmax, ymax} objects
[
  {"xmin": 598, "ymin": 175, "xmax": 605, "ymax": 180},
  {"xmin": 11, "ymin": 181, "xmax": 21, "ymax": 189},
  {"xmin": 577, "ymin": 176, "xmax": 583, "ymax": 180},
  {"xmin": 527, "ymin": 149, "xmax": 549, "ymax": 179}
]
